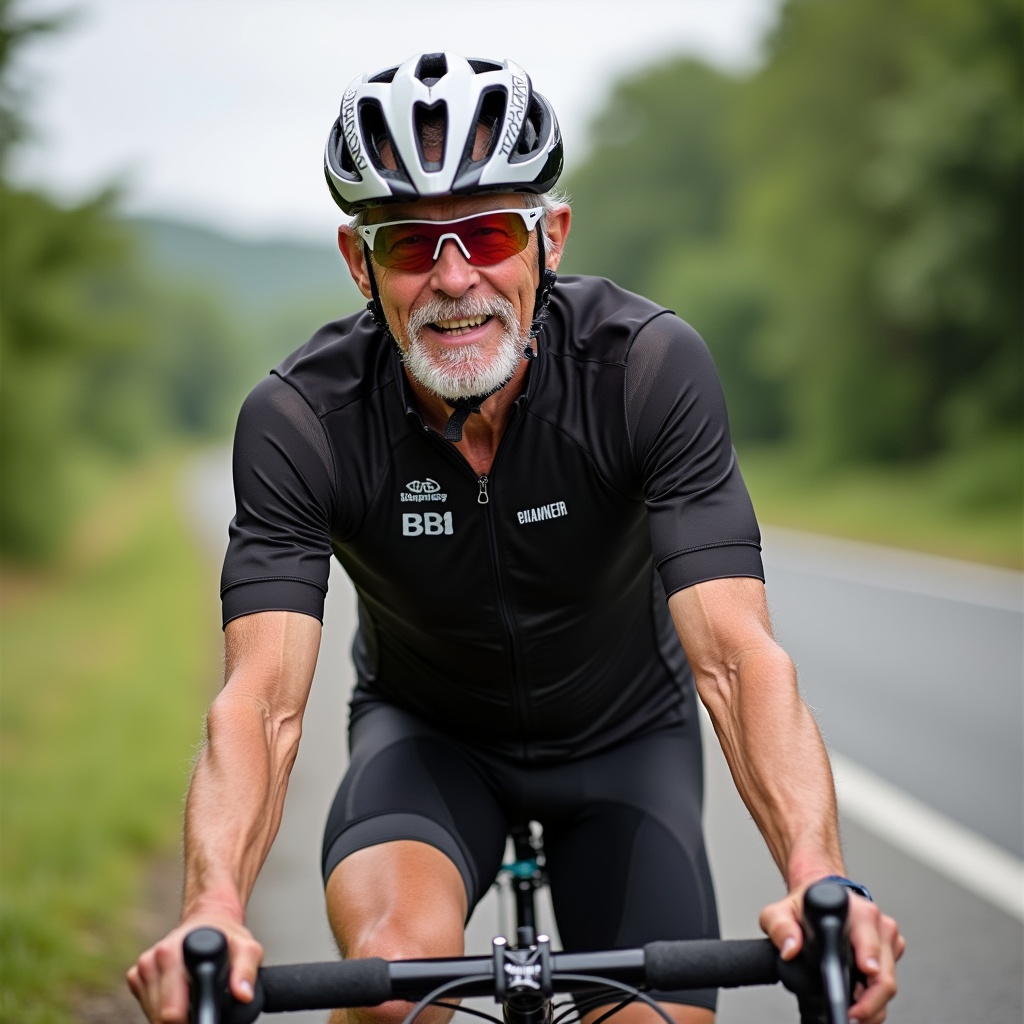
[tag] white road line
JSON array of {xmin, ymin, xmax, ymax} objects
[{"xmin": 831, "ymin": 752, "xmax": 1024, "ymax": 921}]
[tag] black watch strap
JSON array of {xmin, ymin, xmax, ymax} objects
[{"xmin": 820, "ymin": 875, "xmax": 873, "ymax": 902}]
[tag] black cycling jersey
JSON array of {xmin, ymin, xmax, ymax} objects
[{"xmin": 221, "ymin": 275, "xmax": 763, "ymax": 763}]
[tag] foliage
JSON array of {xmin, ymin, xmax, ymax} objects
[
  {"xmin": 562, "ymin": 0, "xmax": 1023, "ymax": 487},
  {"xmin": 0, "ymin": 3, "xmax": 259, "ymax": 562},
  {"xmin": 0, "ymin": 454, "xmax": 217, "ymax": 1023},
  {"xmin": 0, "ymin": 180, "xmax": 251, "ymax": 561},
  {"xmin": 741, "ymin": 433, "xmax": 1023, "ymax": 568},
  {"xmin": 565, "ymin": 59, "xmax": 738, "ymax": 292},
  {"xmin": 735, "ymin": 0, "xmax": 1023, "ymax": 464},
  {"xmin": 0, "ymin": 184, "xmax": 146, "ymax": 559},
  {"xmin": 0, "ymin": 0, "xmax": 69, "ymax": 169}
]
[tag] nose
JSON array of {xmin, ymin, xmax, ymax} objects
[{"xmin": 429, "ymin": 238, "xmax": 478, "ymax": 297}]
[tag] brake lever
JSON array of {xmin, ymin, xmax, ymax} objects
[
  {"xmin": 776, "ymin": 881, "xmax": 862, "ymax": 1024},
  {"xmin": 183, "ymin": 928, "xmax": 230, "ymax": 1024},
  {"xmin": 803, "ymin": 881, "xmax": 851, "ymax": 1024}
]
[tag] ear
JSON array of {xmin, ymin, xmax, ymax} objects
[
  {"xmin": 542, "ymin": 205, "xmax": 572, "ymax": 271},
  {"xmin": 338, "ymin": 225, "xmax": 373, "ymax": 300}
]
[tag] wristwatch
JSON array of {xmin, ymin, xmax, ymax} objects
[{"xmin": 820, "ymin": 875, "xmax": 874, "ymax": 902}]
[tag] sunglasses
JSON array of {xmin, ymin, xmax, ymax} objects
[{"xmin": 358, "ymin": 207, "xmax": 544, "ymax": 273}]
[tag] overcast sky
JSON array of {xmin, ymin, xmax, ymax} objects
[{"xmin": 11, "ymin": 0, "xmax": 782, "ymax": 242}]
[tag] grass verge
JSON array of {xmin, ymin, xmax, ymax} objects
[
  {"xmin": 0, "ymin": 452, "xmax": 218, "ymax": 1023},
  {"xmin": 739, "ymin": 438, "xmax": 1023, "ymax": 570}
]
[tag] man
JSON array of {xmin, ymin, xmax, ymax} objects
[{"xmin": 129, "ymin": 53, "xmax": 902, "ymax": 1024}]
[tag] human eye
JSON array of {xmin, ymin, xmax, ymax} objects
[
  {"xmin": 467, "ymin": 223, "xmax": 510, "ymax": 241},
  {"xmin": 378, "ymin": 226, "xmax": 430, "ymax": 256}
]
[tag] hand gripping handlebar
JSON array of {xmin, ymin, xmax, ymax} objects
[{"xmin": 183, "ymin": 881, "xmax": 858, "ymax": 1024}]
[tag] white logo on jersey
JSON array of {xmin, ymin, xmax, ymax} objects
[
  {"xmin": 402, "ymin": 479, "xmax": 447, "ymax": 502},
  {"xmin": 516, "ymin": 501, "xmax": 569, "ymax": 525},
  {"xmin": 403, "ymin": 511, "xmax": 454, "ymax": 536}
]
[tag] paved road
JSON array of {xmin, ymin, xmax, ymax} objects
[
  {"xmin": 185, "ymin": 451, "xmax": 1023, "ymax": 1022},
  {"xmin": 761, "ymin": 527, "xmax": 1023, "ymax": 857}
]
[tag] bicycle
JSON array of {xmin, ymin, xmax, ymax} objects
[{"xmin": 184, "ymin": 825, "xmax": 861, "ymax": 1024}]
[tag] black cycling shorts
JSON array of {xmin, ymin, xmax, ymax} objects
[{"xmin": 322, "ymin": 701, "xmax": 719, "ymax": 1011}]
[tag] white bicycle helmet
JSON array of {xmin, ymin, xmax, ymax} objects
[{"xmin": 325, "ymin": 52, "xmax": 563, "ymax": 214}]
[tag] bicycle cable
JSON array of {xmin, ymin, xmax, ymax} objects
[
  {"xmin": 432, "ymin": 1001, "xmax": 504, "ymax": 1024},
  {"xmin": 551, "ymin": 990, "xmax": 637, "ymax": 1024},
  {"xmin": 551, "ymin": 975, "xmax": 676, "ymax": 1024},
  {"xmin": 400, "ymin": 977, "xmax": 497, "ymax": 1024}
]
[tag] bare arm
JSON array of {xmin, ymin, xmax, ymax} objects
[
  {"xmin": 669, "ymin": 577, "xmax": 842, "ymax": 889},
  {"xmin": 670, "ymin": 577, "xmax": 902, "ymax": 1023},
  {"xmin": 128, "ymin": 610, "xmax": 322, "ymax": 1023}
]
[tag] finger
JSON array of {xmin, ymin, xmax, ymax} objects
[
  {"xmin": 850, "ymin": 971, "xmax": 896, "ymax": 1024},
  {"xmin": 759, "ymin": 898, "xmax": 803, "ymax": 960},
  {"xmin": 155, "ymin": 940, "xmax": 190, "ymax": 1024},
  {"xmin": 126, "ymin": 964, "xmax": 141, "ymax": 1001},
  {"xmin": 847, "ymin": 898, "xmax": 884, "ymax": 975},
  {"xmin": 131, "ymin": 950, "xmax": 163, "ymax": 1022},
  {"xmin": 849, "ymin": 911, "xmax": 899, "ymax": 1023},
  {"xmin": 229, "ymin": 935, "xmax": 264, "ymax": 1003}
]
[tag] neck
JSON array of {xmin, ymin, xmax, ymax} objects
[{"xmin": 406, "ymin": 357, "xmax": 531, "ymax": 476}]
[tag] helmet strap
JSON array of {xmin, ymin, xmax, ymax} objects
[
  {"xmin": 362, "ymin": 244, "xmax": 394, "ymax": 339},
  {"xmin": 527, "ymin": 228, "xmax": 557, "ymax": 355}
]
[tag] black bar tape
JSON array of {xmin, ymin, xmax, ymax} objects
[
  {"xmin": 644, "ymin": 939, "xmax": 778, "ymax": 990},
  {"xmin": 259, "ymin": 958, "xmax": 393, "ymax": 1011}
]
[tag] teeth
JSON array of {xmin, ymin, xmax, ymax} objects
[{"xmin": 434, "ymin": 314, "xmax": 488, "ymax": 330}]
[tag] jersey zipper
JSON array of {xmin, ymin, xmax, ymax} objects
[{"xmin": 420, "ymin": 404, "xmax": 531, "ymax": 758}]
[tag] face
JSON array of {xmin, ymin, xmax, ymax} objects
[
  {"xmin": 342, "ymin": 194, "xmax": 539, "ymax": 401},
  {"xmin": 340, "ymin": 193, "xmax": 571, "ymax": 404}
]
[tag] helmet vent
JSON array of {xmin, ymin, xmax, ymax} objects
[
  {"xmin": 472, "ymin": 89, "xmax": 506, "ymax": 161},
  {"xmin": 468, "ymin": 58, "xmax": 503, "ymax": 75},
  {"xmin": 368, "ymin": 66, "xmax": 398, "ymax": 84},
  {"xmin": 413, "ymin": 101, "xmax": 447, "ymax": 171},
  {"xmin": 359, "ymin": 100, "xmax": 402, "ymax": 178},
  {"xmin": 415, "ymin": 52, "xmax": 448, "ymax": 86}
]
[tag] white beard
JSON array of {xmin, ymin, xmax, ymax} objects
[{"xmin": 403, "ymin": 295, "xmax": 527, "ymax": 402}]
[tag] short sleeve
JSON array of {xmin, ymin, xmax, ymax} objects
[
  {"xmin": 625, "ymin": 314, "xmax": 764, "ymax": 597},
  {"xmin": 220, "ymin": 374, "xmax": 337, "ymax": 627}
]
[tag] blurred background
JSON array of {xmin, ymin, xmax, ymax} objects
[{"xmin": 0, "ymin": 0, "xmax": 1020, "ymax": 1021}]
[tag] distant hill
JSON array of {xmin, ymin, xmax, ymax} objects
[
  {"xmin": 124, "ymin": 215, "xmax": 367, "ymax": 381},
  {"xmin": 126, "ymin": 215, "xmax": 362, "ymax": 316}
]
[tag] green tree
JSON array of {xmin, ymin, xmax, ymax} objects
[
  {"xmin": 0, "ymin": 1, "xmax": 248, "ymax": 560},
  {"xmin": 562, "ymin": 0, "xmax": 1022, "ymax": 476},
  {"xmin": 562, "ymin": 57, "xmax": 788, "ymax": 442},
  {"xmin": 734, "ymin": 0, "xmax": 1023, "ymax": 464},
  {"xmin": 563, "ymin": 59, "xmax": 739, "ymax": 296},
  {"xmin": 0, "ymin": 184, "xmax": 148, "ymax": 559}
]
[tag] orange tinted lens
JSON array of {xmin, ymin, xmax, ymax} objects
[
  {"xmin": 372, "ymin": 212, "xmax": 530, "ymax": 272},
  {"xmin": 373, "ymin": 223, "xmax": 440, "ymax": 272},
  {"xmin": 460, "ymin": 212, "xmax": 531, "ymax": 266}
]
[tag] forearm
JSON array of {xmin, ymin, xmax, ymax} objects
[
  {"xmin": 699, "ymin": 640, "xmax": 844, "ymax": 889},
  {"xmin": 180, "ymin": 610, "xmax": 321, "ymax": 923},
  {"xmin": 180, "ymin": 691, "xmax": 302, "ymax": 921}
]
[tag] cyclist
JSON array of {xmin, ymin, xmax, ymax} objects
[{"xmin": 128, "ymin": 53, "xmax": 903, "ymax": 1024}]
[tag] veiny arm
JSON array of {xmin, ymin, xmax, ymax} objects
[
  {"xmin": 127, "ymin": 610, "xmax": 322, "ymax": 1023},
  {"xmin": 669, "ymin": 576, "xmax": 841, "ymax": 888},
  {"xmin": 669, "ymin": 576, "xmax": 902, "ymax": 1024}
]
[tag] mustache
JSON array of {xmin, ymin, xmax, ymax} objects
[{"xmin": 407, "ymin": 295, "xmax": 519, "ymax": 339}]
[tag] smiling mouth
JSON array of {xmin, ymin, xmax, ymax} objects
[{"xmin": 431, "ymin": 314, "xmax": 491, "ymax": 336}]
